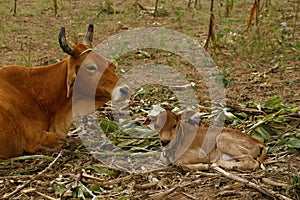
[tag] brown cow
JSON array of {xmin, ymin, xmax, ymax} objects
[
  {"xmin": 0, "ymin": 25, "xmax": 129, "ymax": 160},
  {"xmin": 154, "ymin": 110, "xmax": 266, "ymax": 171}
]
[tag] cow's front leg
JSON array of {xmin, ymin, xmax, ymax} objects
[
  {"xmin": 40, "ymin": 131, "xmax": 67, "ymax": 148},
  {"xmin": 25, "ymin": 131, "xmax": 66, "ymax": 153}
]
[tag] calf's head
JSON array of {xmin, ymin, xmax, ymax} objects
[
  {"xmin": 154, "ymin": 110, "xmax": 201, "ymax": 147},
  {"xmin": 59, "ymin": 24, "xmax": 130, "ymax": 106},
  {"xmin": 154, "ymin": 110, "xmax": 181, "ymax": 147}
]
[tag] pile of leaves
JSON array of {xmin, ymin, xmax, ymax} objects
[{"xmin": 1, "ymin": 95, "xmax": 299, "ymax": 199}]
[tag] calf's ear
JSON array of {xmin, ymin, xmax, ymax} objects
[{"xmin": 181, "ymin": 110, "xmax": 201, "ymax": 126}]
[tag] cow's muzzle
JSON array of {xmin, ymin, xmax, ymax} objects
[{"xmin": 112, "ymin": 85, "xmax": 130, "ymax": 101}]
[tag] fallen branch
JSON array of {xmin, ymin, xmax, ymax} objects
[
  {"xmin": 181, "ymin": 191, "xmax": 197, "ymax": 200},
  {"xmin": 36, "ymin": 151, "xmax": 62, "ymax": 177},
  {"xmin": 1, "ymin": 151, "xmax": 62, "ymax": 199},
  {"xmin": 0, "ymin": 155, "xmax": 53, "ymax": 166},
  {"xmin": 0, "ymin": 174, "xmax": 33, "ymax": 180},
  {"xmin": 107, "ymin": 174, "xmax": 134, "ymax": 185},
  {"xmin": 21, "ymin": 188, "xmax": 58, "ymax": 200},
  {"xmin": 211, "ymin": 163, "xmax": 293, "ymax": 200},
  {"xmin": 149, "ymin": 187, "xmax": 176, "ymax": 198},
  {"xmin": 257, "ymin": 63, "xmax": 280, "ymax": 78},
  {"xmin": 262, "ymin": 178, "xmax": 288, "ymax": 188},
  {"xmin": 35, "ymin": 191, "xmax": 58, "ymax": 200},
  {"xmin": 1, "ymin": 180, "xmax": 30, "ymax": 199},
  {"xmin": 148, "ymin": 172, "xmax": 218, "ymax": 198}
]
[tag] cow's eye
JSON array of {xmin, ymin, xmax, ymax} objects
[
  {"xmin": 86, "ymin": 65, "xmax": 98, "ymax": 72},
  {"xmin": 173, "ymin": 124, "xmax": 177, "ymax": 128}
]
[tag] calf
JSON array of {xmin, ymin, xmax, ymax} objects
[
  {"xmin": 0, "ymin": 25, "xmax": 129, "ymax": 160},
  {"xmin": 154, "ymin": 110, "xmax": 266, "ymax": 171}
]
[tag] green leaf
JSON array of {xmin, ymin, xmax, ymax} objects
[
  {"xmin": 254, "ymin": 126, "xmax": 272, "ymax": 141},
  {"xmin": 288, "ymin": 138, "xmax": 300, "ymax": 149},
  {"xmin": 291, "ymin": 107, "xmax": 299, "ymax": 113},
  {"xmin": 119, "ymin": 196, "xmax": 130, "ymax": 200},
  {"xmin": 250, "ymin": 133, "xmax": 265, "ymax": 143},
  {"xmin": 263, "ymin": 97, "xmax": 282, "ymax": 107},
  {"xmin": 235, "ymin": 112, "xmax": 248, "ymax": 118},
  {"xmin": 52, "ymin": 182, "xmax": 68, "ymax": 195},
  {"xmin": 134, "ymin": 88, "xmax": 150, "ymax": 96},
  {"xmin": 277, "ymin": 138, "xmax": 288, "ymax": 145},
  {"xmin": 89, "ymin": 184, "xmax": 106, "ymax": 192},
  {"xmin": 99, "ymin": 119, "xmax": 119, "ymax": 132},
  {"xmin": 223, "ymin": 110, "xmax": 240, "ymax": 120},
  {"xmin": 249, "ymin": 120, "xmax": 266, "ymax": 130},
  {"xmin": 117, "ymin": 139, "xmax": 138, "ymax": 148}
]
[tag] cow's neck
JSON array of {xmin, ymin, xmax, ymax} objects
[{"xmin": 25, "ymin": 60, "xmax": 70, "ymax": 113}]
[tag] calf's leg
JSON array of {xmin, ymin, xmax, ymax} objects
[{"xmin": 216, "ymin": 154, "xmax": 260, "ymax": 170}]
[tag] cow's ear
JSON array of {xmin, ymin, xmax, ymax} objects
[
  {"xmin": 107, "ymin": 60, "xmax": 117, "ymax": 70},
  {"xmin": 66, "ymin": 62, "xmax": 79, "ymax": 98}
]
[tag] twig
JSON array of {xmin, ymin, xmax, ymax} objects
[
  {"xmin": 0, "ymin": 173, "xmax": 57, "ymax": 180},
  {"xmin": 82, "ymin": 172, "xmax": 105, "ymax": 182},
  {"xmin": 21, "ymin": 188, "xmax": 58, "ymax": 200},
  {"xmin": 115, "ymin": 135, "xmax": 157, "ymax": 139},
  {"xmin": 1, "ymin": 180, "xmax": 30, "ymax": 199},
  {"xmin": 135, "ymin": 182, "xmax": 158, "ymax": 190},
  {"xmin": 149, "ymin": 187, "xmax": 176, "ymax": 198},
  {"xmin": 0, "ymin": 175, "xmax": 33, "ymax": 180},
  {"xmin": 1, "ymin": 151, "xmax": 62, "ymax": 199},
  {"xmin": 0, "ymin": 155, "xmax": 53, "ymax": 166},
  {"xmin": 257, "ymin": 63, "xmax": 279, "ymax": 78},
  {"xmin": 35, "ymin": 191, "xmax": 58, "ymax": 200},
  {"xmin": 226, "ymin": 101, "xmax": 267, "ymax": 115},
  {"xmin": 107, "ymin": 174, "xmax": 134, "ymax": 185},
  {"xmin": 36, "ymin": 151, "xmax": 62, "ymax": 177},
  {"xmin": 262, "ymin": 178, "xmax": 288, "ymax": 188},
  {"xmin": 181, "ymin": 191, "xmax": 197, "ymax": 200},
  {"xmin": 139, "ymin": 166, "xmax": 175, "ymax": 174},
  {"xmin": 211, "ymin": 163, "xmax": 293, "ymax": 200}
]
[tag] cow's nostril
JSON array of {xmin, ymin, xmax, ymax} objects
[
  {"xmin": 120, "ymin": 87, "xmax": 130, "ymax": 96},
  {"xmin": 161, "ymin": 140, "xmax": 170, "ymax": 147}
]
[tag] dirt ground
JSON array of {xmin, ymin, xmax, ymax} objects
[{"xmin": 0, "ymin": 0, "xmax": 299, "ymax": 199}]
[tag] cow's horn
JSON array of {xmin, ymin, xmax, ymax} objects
[
  {"xmin": 59, "ymin": 27, "xmax": 76, "ymax": 56},
  {"xmin": 83, "ymin": 24, "xmax": 94, "ymax": 47}
]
